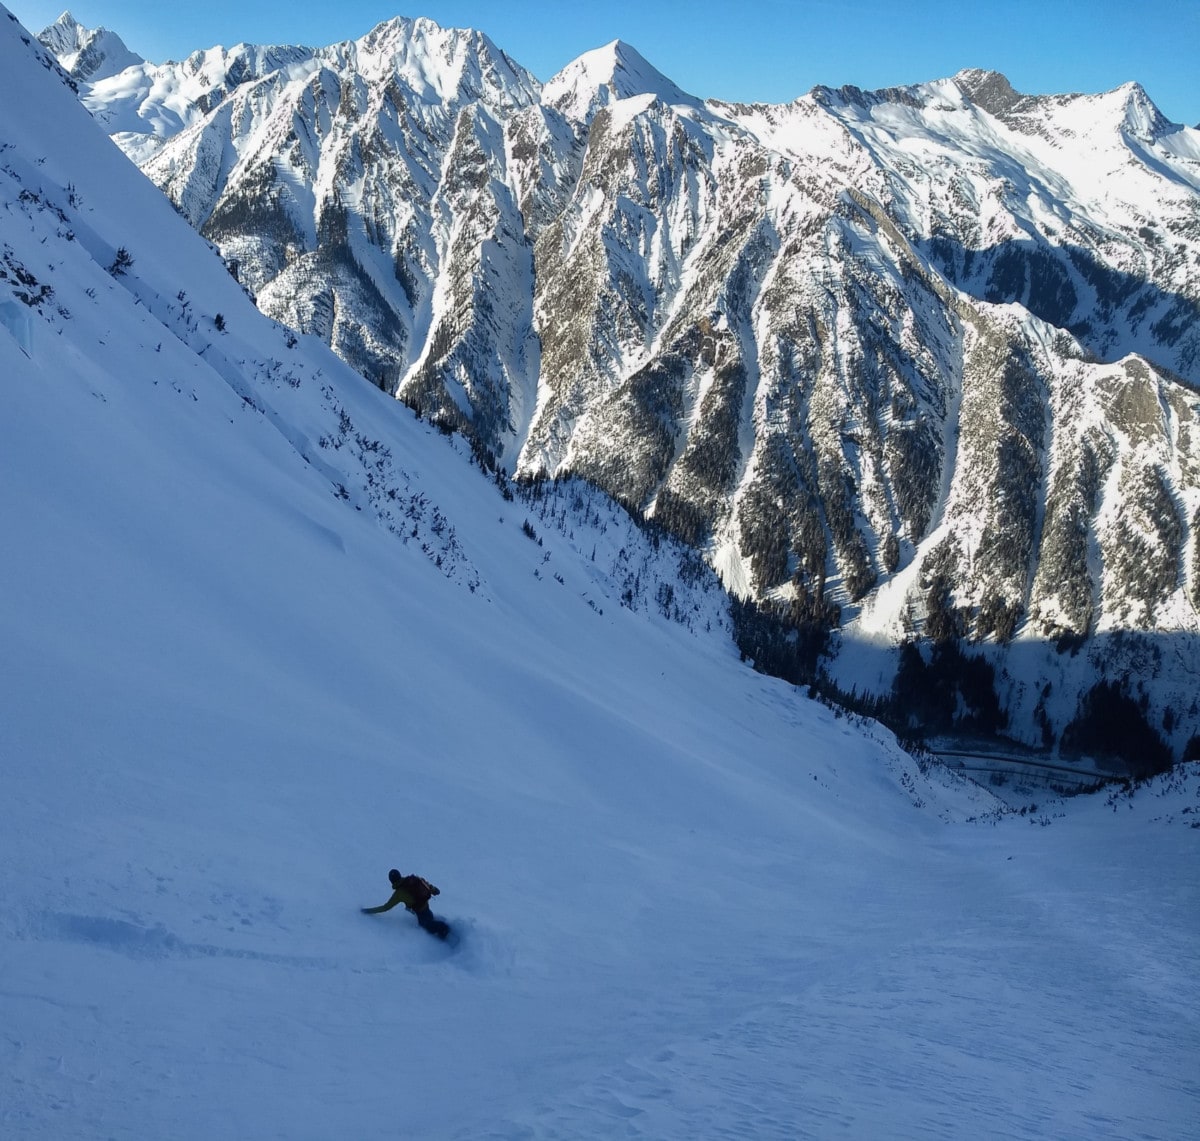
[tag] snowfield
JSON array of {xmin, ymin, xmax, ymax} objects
[{"xmin": 1, "ymin": 7, "xmax": 1198, "ymax": 1139}]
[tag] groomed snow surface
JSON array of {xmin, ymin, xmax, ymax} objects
[{"xmin": 2, "ymin": 7, "xmax": 1199, "ymax": 1139}]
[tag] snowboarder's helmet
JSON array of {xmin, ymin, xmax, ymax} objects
[{"xmin": 388, "ymin": 868, "xmax": 402, "ymax": 885}]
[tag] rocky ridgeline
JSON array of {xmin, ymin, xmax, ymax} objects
[{"xmin": 41, "ymin": 13, "xmax": 1200, "ymax": 763}]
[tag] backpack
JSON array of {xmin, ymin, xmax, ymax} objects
[{"xmin": 400, "ymin": 874, "xmax": 439, "ymax": 908}]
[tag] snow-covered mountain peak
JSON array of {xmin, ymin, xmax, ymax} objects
[
  {"xmin": 951, "ymin": 67, "xmax": 1178, "ymax": 149},
  {"xmin": 35, "ymin": 8, "xmax": 83, "ymax": 52},
  {"xmin": 36, "ymin": 9, "xmax": 141, "ymax": 81},
  {"xmin": 50, "ymin": 11, "xmax": 542, "ymax": 167},
  {"xmin": 1112, "ymin": 80, "xmax": 1173, "ymax": 140},
  {"xmin": 1031, "ymin": 79, "xmax": 1175, "ymax": 142},
  {"xmin": 805, "ymin": 77, "xmax": 961, "ymax": 128},
  {"xmin": 174, "ymin": 40, "xmax": 312, "ymax": 82},
  {"xmin": 544, "ymin": 38, "xmax": 701, "ymax": 121},
  {"xmin": 344, "ymin": 14, "xmax": 539, "ymax": 110},
  {"xmin": 953, "ymin": 67, "xmax": 1023, "ymax": 116}
]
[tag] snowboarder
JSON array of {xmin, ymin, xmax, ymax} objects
[{"xmin": 361, "ymin": 868, "xmax": 451, "ymax": 940}]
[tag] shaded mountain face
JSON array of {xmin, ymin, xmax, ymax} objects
[{"xmin": 46, "ymin": 15, "xmax": 1200, "ymax": 759}]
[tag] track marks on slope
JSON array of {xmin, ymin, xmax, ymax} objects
[
  {"xmin": 21, "ymin": 909, "xmax": 521, "ymax": 984},
  {"xmin": 30, "ymin": 911, "xmax": 337, "ymax": 969}
]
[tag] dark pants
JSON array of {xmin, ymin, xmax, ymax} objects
[{"xmin": 415, "ymin": 905, "xmax": 450, "ymax": 940}]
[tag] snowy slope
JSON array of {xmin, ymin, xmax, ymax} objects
[
  {"xmin": 541, "ymin": 39, "xmax": 706, "ymax": 122},
  {"xmin": 2, "ymin": 9, "xmax": 1199, "ymax": 1140}
]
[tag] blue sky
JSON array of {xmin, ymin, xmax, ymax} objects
[{"xmin": 11, "ymin": 0, "xmax": 1199, "ymax": 125}]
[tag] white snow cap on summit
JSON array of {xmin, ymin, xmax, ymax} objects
[
  {"xmin": 345, "ymin": 15, "xmax": 539, "ymax": 108},
  {"xmin": 544, "ymin": 39, "xmax": 702, "ymax": 121},
  {"xmin": 35, "ymin": 10, "xmax": 88, "ymax": 55},
  {"xmin": 36, "ymin": 9, "xmax": 142, "ymax": 82}
]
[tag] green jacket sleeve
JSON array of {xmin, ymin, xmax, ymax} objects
[{"xmin": 361, "ymin": 887, "xmax": 415, "ymax": 914}]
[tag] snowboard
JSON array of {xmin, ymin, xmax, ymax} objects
[{"xmin": 417, "ymin": 912, "xmax": 453, "ymax": 942}]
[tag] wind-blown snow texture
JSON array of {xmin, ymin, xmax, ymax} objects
[
  {"xmin": 42, "ymin": 11, "xmax": 1200, "ymax": 760},
  {"xmin": 4, "ymin": 9, "xmax": 1200, "ymax": 1139}
]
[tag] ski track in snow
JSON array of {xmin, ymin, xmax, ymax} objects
[{"xmin": 11, "ymin": 909, "xmax": 505, "ymax": 977}]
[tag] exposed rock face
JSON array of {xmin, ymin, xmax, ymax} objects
[{"xmin": 49, "ymin": 18, "xmax": 1200, "ymax": 756}]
